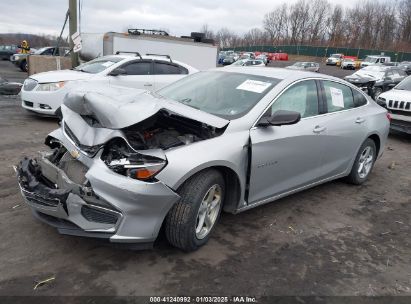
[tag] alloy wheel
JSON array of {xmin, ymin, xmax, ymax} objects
[{"xmin": 195, "ymin": 184, "xmax": 222, "ymax": 239}]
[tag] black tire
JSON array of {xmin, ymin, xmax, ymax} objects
[
  {"xmin": 165, "ymin": 169, "xmax": 225, "ymax": 252},
  {"xmin": 373, "ymin": 87, "xmax": 383, "ymax": 100},
  {"xmin": 346, "ymin": 139, "xmax": 377, "ymax": 185},
  {"xmin": 19, "ymin": 60, "xmax": 27, "ymax": 72}
]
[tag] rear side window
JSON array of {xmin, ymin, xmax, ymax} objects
[
  {"xmin": 123, "ymin": 61, "xmax": 151, "ymax": 75},
  {"xmin": 322, "ymin": 80, "xmax": 355, "ymax": 113},
  {"xmin": 154, "ymin": 62, "xmax": 188, "ymax": 75},
  {"xmin": 352, "ymin": 89, "xmax": 367, "ymax": 107}
]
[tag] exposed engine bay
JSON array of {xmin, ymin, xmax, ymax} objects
[
  {"xmin": 121, "ymin": 109, "xmax": 224, "ymax": 151},
  {"xmin": 98, "ymin": 110, "xmax": 225, "ymax": 180}
]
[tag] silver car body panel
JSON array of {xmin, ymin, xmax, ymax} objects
[{"xmin": 17, "ymin": 67, "xmax": 390, "ymax": 242}]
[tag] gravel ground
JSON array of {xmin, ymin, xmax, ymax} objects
[{"xmin": 0, "ymin": 60, "xmax": 410, "ymax": 300}]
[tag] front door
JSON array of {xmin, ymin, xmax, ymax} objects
[
  {"xmin": 248, "ymin": 80, "xmax": 327, "ymax": 204},
  {"xmin": 109, "ymin": 60, "xmax": 154, "ymax": 91}
]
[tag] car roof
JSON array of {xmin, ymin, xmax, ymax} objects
[
  {"xmin": 99, "ymin": 54, "xmax": 196, "ymax": 70},
  {"xmin": 217, "ymin": 66, "xmax": 336, "ymax": 81}
]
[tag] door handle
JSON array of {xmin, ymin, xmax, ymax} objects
[
  {"xmin": 313, "ymin": 125, "xmax": 326, "ymax": 134},
  {"xmin": 144, "ymin": 83, "xmax": 153, "ymax": 87},
  {"xmin": 355, "ymin": 117, "xmax": 366, "ymax": 124}
]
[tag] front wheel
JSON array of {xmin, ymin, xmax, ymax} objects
[
  {"xmin": 165, "ymin": 169, "xmax": 225, "ymax": 252},
  {"xmin": 373, "ymin": 87, "xmax": 383, "ymax": 100},
  {"xmin": 346, "ymin": 139, "xmax": 377, "ymax": 185}
]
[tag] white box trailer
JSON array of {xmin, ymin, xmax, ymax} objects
[{"xmin": 79, "ymin": 32, "xmax": 218, "ymax": 71}]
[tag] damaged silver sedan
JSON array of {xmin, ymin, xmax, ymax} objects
[{"xmin": 16, "ymin": 68, "xmax": 390, "ymax": 251}]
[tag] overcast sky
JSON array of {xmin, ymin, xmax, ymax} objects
[{"xmin": 1, "ymin": 0, "xmax": 359, "ymax": 37}]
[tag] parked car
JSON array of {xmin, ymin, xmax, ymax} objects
[
  {"xmin": 222, "ymin": 56, "xmax": 236, "ymax": 66},
  {"xmin": 398, "ymin": 61, "xmax": 411, "ymax": 75},
  {"xmin": 0, "ymin": 45, "xmax": 18, "ymax": 60},
  {"xmin": 0, "ymin": 77, "xmax": 22, "ymax": 95},
  {"xmin": 360, "ymin": 55, "xmax": 391, "ymax": 67},
  {"xmin": 16, "ymin": 67, "xmax": 389, "ymax": 252},
  {"xmin": 239, "ymin": 52, "xmax": 255, "ymax": 60},
  {"xmin": 11, "ymin": 46, "xmax": 68, "ymax": 72},
  {"xmin": 230, "ymin": 59, "xmax": 265, "ymax": 67},
  {"xmin": 344, "ymin": 66, "xmax": 407, "ymax": 99},
  {"xmin": 256, "ymin": 54, "xmax": 268, "ymax": 65},
  {"xmin": 340, "ymin": 58, "xmax": 356, "ymax": 70},
  {"xmin": 21, "ymin": 53, "xmax": 198, "ymax": 115},
  {"xmin": 286, "ymin": 62, "xmax": 320, "ymax": 72},
  {"xmin": 376, "ymin": 76, "xmax": 411, "ymax": 134},
  {"xmin": 326, "ymin": 53, "xmax": 344, "ymax": 65}
]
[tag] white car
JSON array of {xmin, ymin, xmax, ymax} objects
[
  {"xmin": 377, "ymin": 76, "xmax": 411, "ymax": 134},
  {"xmin": 230, "ymin": 59, "xmax": 265, "ymax": 67},
  {"xmin": 21, "ymin": 54, "xmax": 198, "ymax": 115},
  {"xmin": 326, "ymin": 54, "xmax": 343, "ymax": 65}
]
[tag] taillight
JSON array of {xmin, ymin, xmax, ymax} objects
[{"xmin": 386, "ymin": 113, "xmax": 391, "ymax": 121}]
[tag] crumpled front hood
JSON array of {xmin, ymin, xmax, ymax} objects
[
  {"xmin": 63, "ymin": 87, "xmax": 229, "ymax": 129},
  {"xmin": 345, "ymin": 73, "xmax": 377, "ymax": 83}
]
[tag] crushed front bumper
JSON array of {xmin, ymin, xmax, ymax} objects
[{"xmin": 16, "ymin": 129, "xmax": 180, "ymax": 246}]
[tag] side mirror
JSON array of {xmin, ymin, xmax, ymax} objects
[
  {"xmin": 109, "ymin": 68, "xmax": 126, "ymax": 76},
  {"xmin": 257, "ymin": 110, "xmax": 301, "ymax": 127}
]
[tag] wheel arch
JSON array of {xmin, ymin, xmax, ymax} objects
[
  {"xmin": 368, "ymin": 133, "xmax": 381, "ymax": 156},
  {"xmin": 173, "ymin": 165, "xmax": 243, "ymax": 214}
]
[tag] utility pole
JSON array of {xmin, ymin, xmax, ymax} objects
[{"xmin": 69, "ymin": 0, "xmax": 79, "ymax": 67}]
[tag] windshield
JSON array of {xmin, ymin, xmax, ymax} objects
[
  {"xmin": 395, "ymin": 76, "xmax": 411, "ymax": 91},
  {"xmin": 293, "ymin": 62, "xmax": 305, "ymax": 67},
  {"xmin": 364, "ymin": 56, "xmax": 378, "ymax": 63},
  {"xmin": 344, "ymin": 59, "xmax": 354, "ymax": 62},
  {"xmin": 231, "ymin": 59, "xmax": 247, "ymax": 66},
  {"xmin": 74, "ymin": 56, "xmax": 123, "ymax": 74},
  {"xmin": 156, "ymin": 71, "xmax": 280, "ymax": 119},
  {"xmin": 331, "ymin": 54, "xmax": 341, "ymax": 58}
]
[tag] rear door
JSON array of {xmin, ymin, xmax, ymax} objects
[
  {"xmin": 248, "ymin": 79, "xmax": 327, "ymax": 204},
  {"xmin": 109, "ymin": 60, "xmax": 154, "ymax": 90},
  {"xmin": 316, "ymin": 80, "xmax": 369, "ymax": 178},
  {"xmin": 153, "ymin": 60, "xmax": 189, "ymax": 90}
]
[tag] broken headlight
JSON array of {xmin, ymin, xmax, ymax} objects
[
  {"xmin": 102, "ymin": 139, "xmax": 166, "ymax": 181},
  {"xmin": 108, "ymin": 156, "xmax": 166, "ymax": 180}
]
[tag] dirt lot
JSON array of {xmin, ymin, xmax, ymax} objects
[{"xmin": 0, "ymin": 60, "xmax": 410, "ymax": 300}]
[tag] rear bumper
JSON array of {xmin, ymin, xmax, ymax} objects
[{"xmin": 16, "ymin": 130, "xmax": 180, "ymax": 244}]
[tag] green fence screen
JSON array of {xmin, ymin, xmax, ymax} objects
[{"xmin": 223, "ymin": 45, "xmax": 411, "ymax": 61}]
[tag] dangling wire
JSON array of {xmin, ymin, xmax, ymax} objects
[{"xmin": 54, "ymin": 9, "xmax": 69, "ymax": 56}]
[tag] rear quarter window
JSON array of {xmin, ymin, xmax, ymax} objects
[
  {"xmin": 352, "ymin": 89, "xmax": 368, "ymax": 107},
  {"xmin": 154, "ymin": 62, "xmax": 188, "ymax": 75}
]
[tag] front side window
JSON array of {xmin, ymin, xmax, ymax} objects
[
  {"xmin": 322, "ymin": 80, "xmax": 355, "ymax": 113},
  {"xmin": 156, "ymin": 71, "xmax": 280, "ymax": 119},
  {"xmin": 122, "ymin": 61, "xmax": 152, "ymax": 75},
  {"xmin": 270, "ymin": 80, "xmax": 319, "ymax": 118}
]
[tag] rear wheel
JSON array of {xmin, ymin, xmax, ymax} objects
[
  {"xmin": 165, "ymin": 169, "xmax": 225, "ymax": 252},
  {"xmin": 346, "ymin": 139, "xmax": 376, "ymax": 185},
  {"xmin": 19, "ymin": 60, "xmax": 28, "ymax": 72}
]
